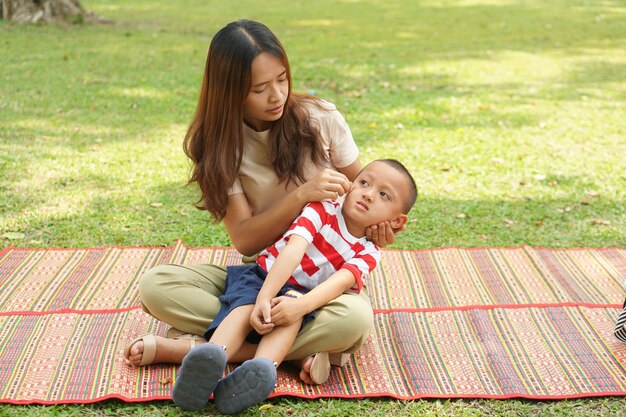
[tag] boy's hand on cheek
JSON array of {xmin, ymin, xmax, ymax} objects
[{"xmin": 366, "ymin": 221, "xmax": 397, "ymax": 247}]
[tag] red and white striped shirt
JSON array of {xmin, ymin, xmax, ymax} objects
[{"xmin": 257, "ymin": 199, "xmax": 380, "ymax": 293}]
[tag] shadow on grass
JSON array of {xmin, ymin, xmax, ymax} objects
[
  {"xmin": 2, "ymin": 177, "xmax": 622, "ymax": 249},
  {"xmin": 1, "ymin": 0, "xmax": 624, "ymax": 249},
  {"xmin": 2, "ymin": 0, "xmax": 624, "ymax": 151},
  {"xmin": 401, "ymin": 196, "xmax": 624, "ymax": 249},
  {"xmin": 287, "ymin": 0, "xmax": 625, "ymax": 57}
]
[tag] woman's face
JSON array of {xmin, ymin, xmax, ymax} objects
[{"xmin": 243, "ymin": 52, "xmax": 289, "ymax": 131}]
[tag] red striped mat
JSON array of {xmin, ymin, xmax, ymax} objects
[{"xmin": 1, "ymin": 242, "xmax": 625, "ymax": 404}]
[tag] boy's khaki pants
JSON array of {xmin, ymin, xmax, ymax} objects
[{"xmin": 138, "ymin": 261, "xmax": 374, "ymax": 361}]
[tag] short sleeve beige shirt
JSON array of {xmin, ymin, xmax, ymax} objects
[{"xmin": 228, "ymin": 101, "xmax": 358, "ymax": 215}]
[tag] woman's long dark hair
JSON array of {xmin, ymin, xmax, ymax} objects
[{"xmin": 184, "ymin": 19, "xmax": 328, "ymax": 221}]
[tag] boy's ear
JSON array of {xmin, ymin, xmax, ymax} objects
[{"xmin": 389, "ymin": 214, "xmax": 408, "ymax": 230}]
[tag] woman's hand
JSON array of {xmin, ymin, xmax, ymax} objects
[
  {"xmin": 269, "ymin": 296, "xmax": 308, "ymax": 327},
  {"xmin": 366, "ymin": 221, "xmax": 405, "ymax": 247},
  {"xmin": 296, "ymin": 168, "xmax": 351, "ymax": 203},
  {"xmin": 250, "ymin": 298, "xmax": 275, "ymax": 335}
]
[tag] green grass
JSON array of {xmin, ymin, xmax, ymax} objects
[{"xmin": 1, "ymin": 0, "xmax": 625, "ymax": 415}]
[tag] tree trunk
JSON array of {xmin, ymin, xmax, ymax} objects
[{"xmin": 1, "ymin": 0, "xmax": 107, "ymax": 23}]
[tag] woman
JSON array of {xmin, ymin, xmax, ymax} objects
[{"xmin": 124, "ymin": 19, "xmax": 397, "ymax": 384}]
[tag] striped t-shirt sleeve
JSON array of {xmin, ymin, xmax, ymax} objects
[{"xmin": 342, "ymin": 242, "xmax": 381, "ymax": 292}]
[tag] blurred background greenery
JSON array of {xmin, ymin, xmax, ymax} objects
[{"xmin": 1, "ymin": 0, "xmax": 625, "ymax": 415}]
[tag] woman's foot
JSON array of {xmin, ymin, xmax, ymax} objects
[
  {"xmin": 124, "ymin": 334, "xmax": 205, "ymax": 367},
  {"xmin": 298, "ymin": 352, "xmax": 330, "ymax": 385},
  {"xmin": 299, "ymin": 355, "xmax": 318, "ymax": 384},
  {"xmin": 298, "ymin": 352, "xmax": 350, "ymax": 384}
]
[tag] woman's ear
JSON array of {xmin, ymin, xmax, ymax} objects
[{"xmin": 389, "ymin": 214, "xmax": 408, "ymax": 230}]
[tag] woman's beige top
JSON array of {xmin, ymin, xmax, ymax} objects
[{"xmin": 228, "ymin": 101, "xmax": 358, "ymax": 215}]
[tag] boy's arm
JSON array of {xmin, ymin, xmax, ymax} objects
[
  {"xmin": 258, "ymin": 234, "xmax": 309, "ymax": 301},
  {"xmin": 250, "ymin": 234, "xmax": 309, "ymax": 333},
  {"xmin": 269, "ymin": 269, "xmax": 357, "ymax": 327},
  {"xmin": 299, "ymin": 269, "xmax": 356, "ymax": 312}
]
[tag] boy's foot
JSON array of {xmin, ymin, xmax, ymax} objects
[
  {"xmin": 172, "ymin": 343, "xmax": 227, "ymax": 411},
  {"xmin": 213, "ymin": 358, "xmax": 277, "ymax": 414},
  {"xmin": 124, "ymin": 334, "xmax": 205, "ymax": 367}
]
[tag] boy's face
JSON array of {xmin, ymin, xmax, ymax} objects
[{"xmin": 342, "ymin": 161, "xmax": 410, "ymax": 236}]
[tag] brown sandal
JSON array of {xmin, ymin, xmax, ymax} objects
[
  {"xmin": 124, "ymin": 333, "xmax": 205, "ymax": 367},
  {"xmin": 295, "ymin": 351, "xmax": 352, "ymax": 384},
  {"xmin": 124, "ymin": 334, "xmax": 157, "ymax": 366},
  {"xmin": 329, "ymin": 352, "xmax": 350, "ymax": 367},
  {"xmin": 166, "ymin": 327, "xmax": 207, "ymax": 342},
  {"xmin": 308, "ymin": 352, "xmax": 331, "ymax": 384}
]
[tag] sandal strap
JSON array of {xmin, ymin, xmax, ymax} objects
[
  {"xmin": 329, "ymin": 352, "xmax": 350, "ymax": 367},
  {"xmin": 138, "ymin": 334, "xmax": 157, "ymax": 366},
  {"xmin": 309, "ymin": 352, "xmax": 330, "ymax": 384}
]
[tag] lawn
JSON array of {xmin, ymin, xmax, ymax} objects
[{"xmin": 1, "ymin": 0, "xmax": 625, "ymax": 415}]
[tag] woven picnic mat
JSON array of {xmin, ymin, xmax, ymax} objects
[{"xmin": 1, "ymin": 241, "xmax": 625, "ymax": 404}]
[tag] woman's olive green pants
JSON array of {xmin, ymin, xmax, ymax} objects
[{"xmin": 138, "ymin": 261, "xmax": 374, "ymax": 361}]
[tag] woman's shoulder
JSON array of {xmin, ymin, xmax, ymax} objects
[
  {"xmin": 304, "ymin": 97, "xmax": 336, "ymax": 112},
  {"xmin": 299, "ymin": 97, "xmax": 345, "ymax": 125}
]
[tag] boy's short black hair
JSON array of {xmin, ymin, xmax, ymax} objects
[{"xmin": 376, "ymin": 159, "xmax": 418, "ymax": 214}]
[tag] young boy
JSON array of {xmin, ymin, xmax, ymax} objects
[{"xmin": 172, "ymin": 159, "xmax": 418, "ymax": 414}]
